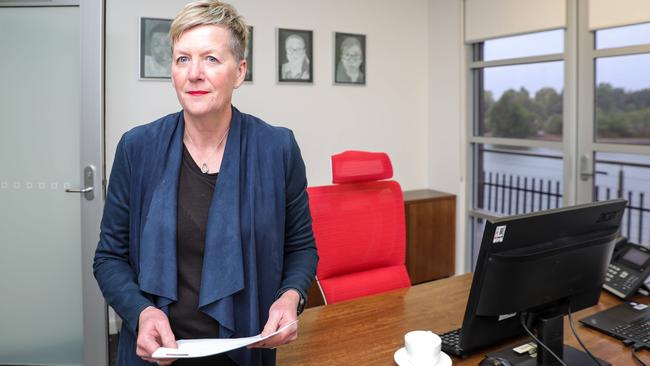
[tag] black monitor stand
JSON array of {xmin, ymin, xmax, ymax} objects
[{"xmin": 517, "ymin": 313, "xmax": 610, "ymax": 366}]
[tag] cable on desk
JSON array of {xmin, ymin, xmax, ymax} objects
[
  {"xmin": 632, "ymin": 344, "xmax": 647, "ymax": 366},
  {"xmin": 519, "ymin": 314, "xmax": 567, "ymax": 366},
  {"xmin": 567, "ymin": 304, "xmax": 604, "ymax": 366}
]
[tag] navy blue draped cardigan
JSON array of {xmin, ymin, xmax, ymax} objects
[{"xmin": 93, "ymin": 107, "xmax": 318, "ymax": 366}]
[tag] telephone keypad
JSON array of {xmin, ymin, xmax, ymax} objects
[{"xmin": 605, "ymin": 264, "xmax": 642, "ymax": 296}]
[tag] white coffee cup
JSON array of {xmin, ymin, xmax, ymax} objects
[{"xmin": 404, "ymin": 330, "xmax": 442, "ymax": 366}]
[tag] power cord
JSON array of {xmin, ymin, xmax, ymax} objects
[
  {"xmin": 567, "ymin": 304, "xmax": 604, "ymax": 366},
  {"xmin": 620, "ymin": 333, "xmax": 648, "ymax": 365},
  {"xmin": 519, "ymin": 314, "xmax": 567, "ymax": 366},
  {"xmin": 631, "ymin": 344, "xmax": 647, "ymax": 366}
]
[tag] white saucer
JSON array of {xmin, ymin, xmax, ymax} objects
[{"xmin": 393, "ymin": 348, "xmax": 452, "ymax": 366}]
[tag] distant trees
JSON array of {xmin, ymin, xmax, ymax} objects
[
  {"xmin": 487, "ymin": 89, "xmax": 537, "ymax": 138},
  {"xmin": 484, "ymin": 87, "xmax": 563, "ymax": 139},
  {"xmin": 596, "ymin": 83, "xmax": 650, "ymax": 140},
  {"xmin": 483, "ymin": 83, "xmax": 650, "ymax": 142}
]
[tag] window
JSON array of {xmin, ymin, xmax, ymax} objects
[
  {"xmin": 483, "ymin": 29, "xmax": 564, "ymax": 61},
  {"xmin": 474, "ymin": 144, "xmax": 563, "ymax": 216},
  {"xmin": 591, "ymin": 22, "xmax": 650, "ymax": 245},
  {"xmin": 467, "ymin": 14, "xmax": 650, "ymax": 271},
  {"xmin": 479, "ymin": 62, "xmax": 563, "ymax": 141},
  {"xmin": 596, "ymin": 22, "xmax": 650, "ymax": 50},
  {"xmin": 468, "ymin": 30, "xmax": 565, "ymax": 268},
  {"xmin": 595, "ymin": 53, "xmax": 650, "ymax": 145}
]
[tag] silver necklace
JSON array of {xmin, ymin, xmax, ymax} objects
[{"xmin": 185, "ymin": 126, "xmax": 230, "ymax": 174}]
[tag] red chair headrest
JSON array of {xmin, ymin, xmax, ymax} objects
[{"xmin": 331, "ymin": 151, "xmax": 393, "ymax": 184}]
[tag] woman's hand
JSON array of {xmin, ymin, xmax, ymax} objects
[
  {"xmin": 249, "ymin": 289, "xmax": 301, "ymax": 348},
  {"xmin": 136, "ymin": 306, "xmax": 178, "ymax": 365}
]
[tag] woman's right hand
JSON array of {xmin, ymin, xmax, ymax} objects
[{"xmin": 136, "ymin": 306, "xmax": 178, "ymax": 365}]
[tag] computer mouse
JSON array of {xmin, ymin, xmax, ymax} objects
[{"xmin": 478, "ymin": 356, "xmax": 514, "ymax": 366}]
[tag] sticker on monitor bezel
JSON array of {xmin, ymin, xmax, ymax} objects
[{"xmin": 493, "ymin": 225, "xmax": 507, "ymax": 243}]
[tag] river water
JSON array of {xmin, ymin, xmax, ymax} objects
[{"xmin": 478, "ymin": 146, "xmax": 650, "ymax": 247}]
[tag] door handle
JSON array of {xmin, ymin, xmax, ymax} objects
[
  {"xmin": 65, "ymin": 187, "xmax": 94, "ymax": 193},
  {"xmin": 579, "ymin": 171, "xmax": 607, "ymax": 179},
  {"xmin": 579, "ymin": 154, "xmax": 607, "ymax": 181},
  {"xmin": 65, "ymin": 165, "xmax": 95, "ymax": 201}
]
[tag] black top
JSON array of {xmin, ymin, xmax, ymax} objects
[{"xmin": 169, "ymin": 145, "xmax": 237, "ymax": 366}]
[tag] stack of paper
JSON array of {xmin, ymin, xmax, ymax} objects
[{"xmin": 152, "ymin": 320, "xmax": 298, "ymax": 359}]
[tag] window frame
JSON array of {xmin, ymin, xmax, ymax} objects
[
  {"xmin": 465, "ymin": 29, "xmax": 570, "ymax": 270},
  {"xmin": 575, "ymin": 2, "xmax": 650, "ymax": 207},
  {"xmin": 464, "ymin": 1, "xmax": 650, "ymax": 270}
]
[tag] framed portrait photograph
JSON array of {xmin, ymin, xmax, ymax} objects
[
  {"xmin": 334, "ymin": 32, "xmax": 366, "ymax": 85},
  {"xmin": 140, "ymin": 17, "xmax": 172, "ymax": 79},
  {"xmin": 244, "ymin": 26, "xmax": 253, "ymax": 82},
  {"xmin": 277, "ymin": 28, "xmax": 313, "ymax": 83}
]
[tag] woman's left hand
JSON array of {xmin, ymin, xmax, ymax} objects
[{"xmin": 249, "ymin": 289, "xmax": 301, "ymax": 348}]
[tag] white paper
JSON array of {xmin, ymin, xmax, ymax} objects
[{"xmin": 152, "ymin": 320, "xmax": 298, "ymax": 359}]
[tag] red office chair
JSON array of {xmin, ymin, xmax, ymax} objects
[{"xmin": 308, "ymin": 151, "xmax": 411, "ymax": 304}]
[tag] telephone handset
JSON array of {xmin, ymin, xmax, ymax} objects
[{"xmin": 603, "ymin": 236, "xmax": 650, "ymax": 299}]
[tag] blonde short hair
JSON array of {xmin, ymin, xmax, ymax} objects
[{"xmin": 170, "ymin": 0, "xmax": 249, "ymax": 62}]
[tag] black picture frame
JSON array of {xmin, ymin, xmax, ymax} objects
[
  {"xmin": 140, "ymin": 17, "xmax": 172, "ymax": 79},
  {"xmin": 244, "ymin": 26, "xmax": 253, "ymax": 82},
  {"xmin": 277, "ymin": 28, "xmax": 313, "ymax": 83},
  {"xmin": 334, "ymin": 32, "xmax": 366, "ymax": 85}
]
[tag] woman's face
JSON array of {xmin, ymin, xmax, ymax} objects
[
  {"xmin": 171, "ymin": 25, "xmax": 246, "ymax": 120},
  {"xmin": 285, "ymin": 36, "xmax": 306, "ymax": 64},
  {"xmin": 342, "ymin": 44, "xmax": 363, "ymax": 72}
]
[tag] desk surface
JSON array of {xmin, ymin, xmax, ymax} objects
[{"xmin": 277, "ymin": 273, "xmax": 650, "ymax": 365}]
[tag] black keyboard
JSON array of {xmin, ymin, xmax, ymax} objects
[
  {"xmin": 440, "ymin": 328, "xmax": 466, "ymax": 358},
  {"xmin": 611, "ymin": 316, "xmax": 650, "ymax": 347}
]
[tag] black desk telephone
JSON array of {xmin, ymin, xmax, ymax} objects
[{"xmin": 603, "ymin": 237, "xmax": 650, "ymax": 299}]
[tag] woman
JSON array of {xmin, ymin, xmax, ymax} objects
[
  {"xmin": 93, "ymin": 1, "xmax": 318, "ymax": 365},
  {"xmin": 336, "ymin": 36, "xmax": 364, "ymax": 83},
  {"xmin": 144, "ymin": 23, "xmax": 172, "ymax": 78},
  {"xmin": 281, "ymin": 34, "xmax": 310, "ymax": 80}
]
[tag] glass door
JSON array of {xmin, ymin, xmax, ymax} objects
[
  {"xmin": 0, "ymin": 1, "xmax": 106, "ymax": 365},
  {"xmin": 576, "ymin": 1, "xmax": 650, "ymax": 247}
]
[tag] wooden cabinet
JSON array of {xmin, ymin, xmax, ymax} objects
[
  {"xmin": 304, "ymin": 189, "xmax": 456, "ymax": 307},
  {"xmin": 403, "ymin": 189, "xmax": 456, "ymax": 284}
]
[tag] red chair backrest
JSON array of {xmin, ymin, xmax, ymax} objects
[{"xmin": 308, "ymin": 151, "xmax": 411, "ymax": 304}]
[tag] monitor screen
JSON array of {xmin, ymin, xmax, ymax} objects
[{"xmin": 458, "ymin": 199, "xmax": 626, "ymax": 360}]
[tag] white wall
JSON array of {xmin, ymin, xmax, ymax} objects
[
  {"xmin": 428, "ymin": 0, "xmax": 466, "ymax": 273},
  {"xmin": 106, "ymin": 0, "xmax": 468, "ymax": 276},
  {"xmin": 106, "ymin": 0, "xmax": 431, "ymax": 190}
]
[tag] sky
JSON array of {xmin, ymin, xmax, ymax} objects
[{"xmin": 484, "ymin": 25, "xmax": 650, "ymax": 99}]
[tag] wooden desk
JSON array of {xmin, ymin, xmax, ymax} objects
[{"xmin": 278, "ymin": 274, "xmax": 650, "ymax": 365}]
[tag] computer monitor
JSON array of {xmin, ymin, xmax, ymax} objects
[{"xmin": 459, "ymin": 199, "xmax": 626, "ymax": 365}]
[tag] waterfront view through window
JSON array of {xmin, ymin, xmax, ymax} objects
[{"xmin": 469, "ymin": 23, "xmax": 650, "ymax": 266}]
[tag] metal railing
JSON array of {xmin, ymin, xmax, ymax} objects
[
  {"xmin": 477, "ymin": 160, "xmax": 650, "ymax": 246},
  {"xmin": 480, "ymin": 171, "xmax": 562, "ymax": 215}
]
